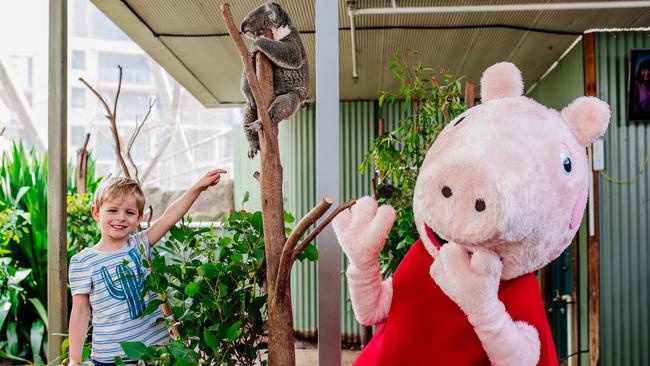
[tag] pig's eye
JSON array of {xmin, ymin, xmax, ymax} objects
[
  {"xmin": 453, "ymin": 116, "xmax": 465, "ymax": 127},
  {"xmin": 560, "ymin": 149, "xmax": 572, "ymax": 174}
]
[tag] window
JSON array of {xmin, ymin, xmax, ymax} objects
[
  {"xmin": 106, "ymin": 92, "xmax": 154, "ymax": 120},
  {"xmin": 71, "ymin": 88, "xmax": 85, "ymax": 108},
  {"xmin": 92, "ymin": 6, "xmax": 129, "ymax": 41},
  {"xmin": 10, "ymin": 56, "xmax": 32, "ymax": 89},
  {"xmin": 70, "ymin": 0, "xmax": 88, "ymax": 37},
  {"xmin": 70, "ymin": 125, "xmax": 87, "ymax": 146},
  {"xmin": 71, "ymin": 50, "xmax": 85, "ymax": 70},
  {"xmin": 98, "ymin": 53, "xmax": 150, "ymax": 85}
]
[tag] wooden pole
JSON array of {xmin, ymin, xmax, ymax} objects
[
  {"xmin": 48, "ymin": 0, "xmax": 68, "ymax": 362},
  {"xmin": 583, "ymin": 32, "xmax": 600, "ymax": 366}
]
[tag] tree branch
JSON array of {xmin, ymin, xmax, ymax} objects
[
  {"xmin": 126, "ymin": 98, "xmax": 155, "ymax": 183},
  {"xmin": 79, "ymin": 69, "xmax": 131, "ymax": 178},
  {"xmin": 220, "ymin": 3, "xmax": 271, "ymax": 122},
  {"xmin": 292, "ymin": 199, "xmax": 356, "ymax": 262},
  {"xmin": 274, "ymin": 197, "xmax": 333, "ymax": 301},
  {"xmin": 75, "ymin": 133, "xmax": 91, "ymax": 194}
]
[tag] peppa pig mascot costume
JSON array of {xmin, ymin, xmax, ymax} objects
[{"xmin": 333, "ymin": 62, "xmax": 610, "ymax": 366}]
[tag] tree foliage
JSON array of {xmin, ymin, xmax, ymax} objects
[{"xmin": 361, "ymin": 50, "xmax": 468, "ymax": 275}]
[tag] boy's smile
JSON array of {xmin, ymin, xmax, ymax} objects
[{"xmin": 92, "ymin": 196, "xmax": 143, "ymax": 248}]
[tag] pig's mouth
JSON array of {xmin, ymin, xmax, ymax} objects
[{"xmin": 425, "ymin": 224, "xmax": 448, "ymax": 250}]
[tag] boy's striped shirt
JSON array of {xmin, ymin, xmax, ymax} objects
[{"xmin": 69, "ymin": 231, "xmax": 169, "ymax": 362}]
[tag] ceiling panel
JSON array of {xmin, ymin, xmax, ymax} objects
[{"xmin": 92, "ymin": 0, "xmax": 650, "ymax": 106}]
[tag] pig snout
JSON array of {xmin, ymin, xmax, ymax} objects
[{"xmin": 420, "ymin": 162, "xmax": 504, "ymax": 246}]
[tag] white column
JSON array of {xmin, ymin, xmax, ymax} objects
[
  {"xmin": 48, "ymin": 0, "xmax": 68, "ymax": 362},
  {"xmin": 316, "ymin": 0, "xmax": 341, "ymax": 365}
]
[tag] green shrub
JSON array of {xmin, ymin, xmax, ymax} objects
[
  {"xmin": 119, "ymin": 197, "xmax": 314, "ymax": 365},
  {"xmin": 0, "ymin": 141, "xmax": 101, "ymax": 363},
  {"xmin": 361, "ymin": 50, "xmax": 468, "ymax": 275}
]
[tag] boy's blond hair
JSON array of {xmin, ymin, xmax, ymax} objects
[{"xmin": 93, "ymin": 177, "xmax": 145, "ymax": 215}]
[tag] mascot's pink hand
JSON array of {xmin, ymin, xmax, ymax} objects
[
  {"xmin": 333, "ymin": 196, "xmax": 395, "ymax": 271},
  {"xmin": 430, "ymin": 242, "xmax": 502, "ymax": 316}
]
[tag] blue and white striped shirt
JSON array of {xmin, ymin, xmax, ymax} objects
[{"xmin": 69, "ymin": 232, "xmax": 169, "ymax": 362}]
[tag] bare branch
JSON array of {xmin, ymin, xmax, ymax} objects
[
  {"xmin": 126, "ymin": 98, "xmax": 156, "ymax": 183},
  {"xmin": 275, "ymin": 197, "xmax": 333, "ymax": 300},
  {"xmin": 114, "ymin": 65, "xmax": 123, "ymax": 118},
  {"xmin": 292, "ymin": 199, "xmax": 356, "ymax": 262},
  {"xmin": 147, "ymin": 205, "xmax": 154, "ymax": 228},
  {"xmin": 220, "ymin": 3, "xmax": 271, "ymax": 121},
  {"xmin": 79, "ymin": 70, "xmax": 131, "ymax": 178},
  {"xmin": 75, "ymin": 133, "xmax": 91, "ymax": 194},
  {"xmin": 0, "ymin": 127, "xmax": 6, "ymax": 137}
]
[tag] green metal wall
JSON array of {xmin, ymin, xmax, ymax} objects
[
  {"xmin": 528, "ymin": 41, "xmax": 591, "ymax": 365},
  {"xmin": 596, "ymin": 31, "xmax": 650, "ymax": 366}
]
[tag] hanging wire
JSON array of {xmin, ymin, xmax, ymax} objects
[{"xmin": 599, "ymin": 145, "xmax": 650, "ymax": 185}]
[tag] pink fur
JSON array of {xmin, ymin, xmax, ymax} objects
[
  {"xmin": 346, "ymin": 265, "xmax": 394, "ymax": 325},
  {"xmin": 480, "ymin": 62, "xmax": 524, "ymax": 101},
  {"xmin": 560, "ymin": 96, "xmax": 611, "ymax": 146},
  {"xmin": 333, "ymin": 196, "xmax": 396, "ymax": 325},
  {"xmin": 431, "ymin": 243, "xmax": 540, "ymax": 365}
]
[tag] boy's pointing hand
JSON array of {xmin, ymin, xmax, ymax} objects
[{"xmin": 194, "ymin": 168, "xmax": 227, "ymax": 192}]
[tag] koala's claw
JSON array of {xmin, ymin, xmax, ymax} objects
[
  {"xmin": 245, "ymin": 120, "xmax": 263, "ymax": 133},
  {"xmin": 247, "ymin": 142, "xmax": 260, "ymax": 159}
]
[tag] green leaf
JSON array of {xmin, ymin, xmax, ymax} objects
[
  {"xmin": 283, "ymin": 211, "xmax": 295, "ymax": 224},
  {"xmin": 6, "ymin": 322, "xmax": 18, "ymax": 355},
  {"xmin": 242, "ymin": 191, "xmax": 250, "ymax": 205},
  {"xmin": 30, "ymin": 319, "xmax": 45, "ymax": 364},
  {"xmin": 250, "ymin": 212, "xmax": 263, "ymax": 232},
  {"xmin": 0, "ymin": 348, "xmax": 29, "ymax": 363},
  {"xmin": 303, "ymin": 244, "xmax": 319, "ymax": 261},
  {"xmin": 226, "ymin": 321, "xmax": 242, "ymax": 341},
  {"xmin": 142, "ymin": 299, "xmax": 164, "ymax": 317},
  {"xmin": 197, "ymin": 264, "xmax": 218, "ymax": 280},
  {"xmin": 204, "ymin": 329, "xmax": 218, "ymax": 348},
  {"xmin": 29, "ymin": 298, "xmax": 48, "ymax": 329},
  {"xmin": 120, "ymin": 341, "xmax": 154, "ymax": 361},
  {"xmin": 0, "ymin": 299, "xmax": 11, "ymax": 330},
  {"xmin": 184, "ymin": 282, "xmax": 201, "ymax": 297}
]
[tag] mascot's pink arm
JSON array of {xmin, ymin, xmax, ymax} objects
[{"xmin": 333, "ymin": 197, "xmax": 395, "ymax": 326}]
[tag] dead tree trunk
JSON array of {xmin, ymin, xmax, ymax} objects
[
  {"xmin": 221, "ymin": 4, "xmax": 355, "ymax": 365},
  {"xmin": 75, "ymin": 133, "xmax": 91, "ymax": 194}
]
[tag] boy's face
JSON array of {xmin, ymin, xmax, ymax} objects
[{"xmin": 91, "ymin": 195, "xmax": 143, "ymax": 242}]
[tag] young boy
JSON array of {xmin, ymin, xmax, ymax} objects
[{"xmin": 68, "ymin": 169, "xmax": 225, "ymax": 366}]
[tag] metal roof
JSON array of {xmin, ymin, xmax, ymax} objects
[{"xmin": 91, "ymin": 0, "xmax": 650, "ymax": 106}]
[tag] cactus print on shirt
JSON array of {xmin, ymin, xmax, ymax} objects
[{"xmin": 69, "ymin": 232, "xmax": 169, "ymax": 362}]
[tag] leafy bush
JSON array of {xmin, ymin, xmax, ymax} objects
[
  {"xmin": 0, "ymin": 204, "xmax": 48, "ymax": 364},
  {"xmin": 0, "ymin": 141, "xmax": 101, "ymax": 363},
  {"xmin": 361, "ymin": 50, "xmax": 468, "ymax": 275},
  {"xmin": 67, "ymin": 193, "xmax": 101, "ymax": 258}
]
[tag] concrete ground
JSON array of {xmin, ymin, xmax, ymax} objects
[{"xmin": 295, "ymin": 347, "xmax": 360, "ymax": 366}]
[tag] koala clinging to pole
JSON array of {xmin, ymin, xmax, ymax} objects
[{"xmin": 240, "ymin": 1, "xmax": 310, "ymax": 159}]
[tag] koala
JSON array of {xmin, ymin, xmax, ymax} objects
[{"xmin": 240, "ymin": 1, "xmax": 309, "ymax": 159}]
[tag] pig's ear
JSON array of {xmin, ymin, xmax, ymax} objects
[
  {"xmin": 560, "ymin": 96, "xmax": 610, "ymax": 146},
  {"xmin": 480, "ymin": 62, "xmax": 523, "ymax": 102}
]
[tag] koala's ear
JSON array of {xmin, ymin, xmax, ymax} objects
[
  {"xmin": 560, "ymin": 96, "xmax": 610, "ymax": 146},
  {"xmin": 480, "ymin": 62, "xmax": 523, "ymax": 102}
]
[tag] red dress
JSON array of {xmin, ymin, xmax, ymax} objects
[{"xmin": 353, "ymin": 240, "xmax": 558, "ymax": 366}]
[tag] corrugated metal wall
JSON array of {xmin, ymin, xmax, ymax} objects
[{"xmin": 596, "ymin": 31, "xmax": 650, "ymax": 366}]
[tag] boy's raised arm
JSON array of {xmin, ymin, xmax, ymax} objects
[
  {"xmin": 68, "ymin": 294, "xmax": 91, "ymax": 366},
  {"xmin": 146, "ymin": 168, "xmax": 226, "ymax": 245}
]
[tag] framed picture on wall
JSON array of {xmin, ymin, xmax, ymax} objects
[{"xmin": 628, "ymin": 49, "xmax": 650, "ymax": 121}]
